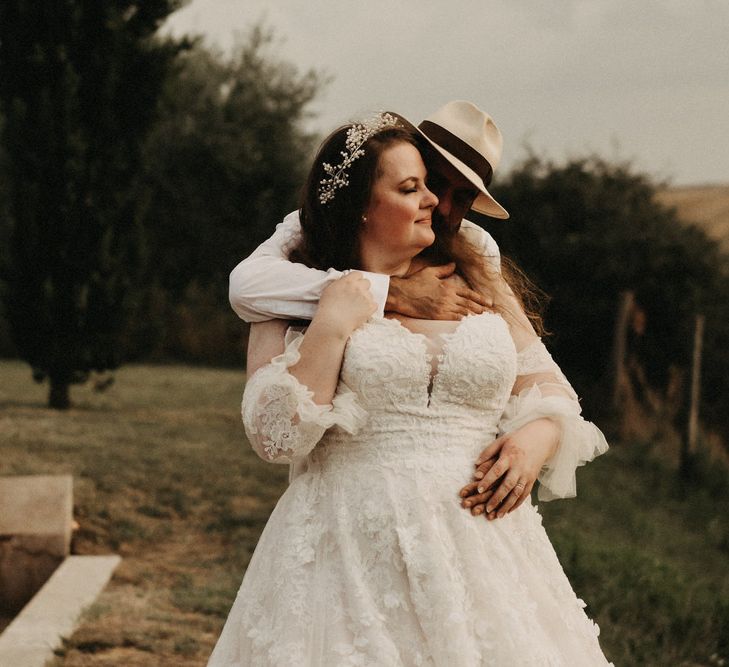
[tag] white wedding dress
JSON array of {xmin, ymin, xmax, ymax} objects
[{"xmin": 209, "ymin": 313, "xmax": 612, "ymax": 666}]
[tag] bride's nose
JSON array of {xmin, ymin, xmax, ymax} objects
[{"xmin": 423, "ymin": 187, "xmax": 439, "ymax": 209}]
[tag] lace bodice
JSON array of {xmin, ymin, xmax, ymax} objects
[
  {"xmin": 242, "ymin": 313, "xmax": 608, "ymax": 500},
  {"xmin": 342, "ymin": 315, "xmax": 516, "ymax": 414}
]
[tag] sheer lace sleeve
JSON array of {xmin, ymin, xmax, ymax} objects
[
  {"xmin": 498, "ymin": 329, "xmax": 609, "ymax": 501},
  {"xmin": 241, "ymin": 329, "xmax": 367, "ymax": 465}
]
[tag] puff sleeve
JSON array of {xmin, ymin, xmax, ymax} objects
[
  {"xmin": 498, "ymin": 336, "xmax": 609, "ymax": 501},
  {"xmin": 241, "ymin": 330, "xmax": 367, "ymax": 464}
]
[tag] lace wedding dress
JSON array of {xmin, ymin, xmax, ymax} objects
[{"xmin": 208, "ymin": 313, "xmax": 612, "ymax": 666}]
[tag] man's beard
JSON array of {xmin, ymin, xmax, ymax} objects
[
  {"xmin": 421, "ymin": 213, "xmax": 460, "ymax": 264},
  {"xmin": 431, "ymin": 211, "xmax": 460, "ymax": 238}
]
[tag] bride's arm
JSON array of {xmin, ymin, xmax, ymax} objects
[
  {"xmin": 460, "ymin": 283, "xmax": 609, "ymax": 517},
  {"xmin": 242, "ymin": 273, "xmax": 373, "ymax": 464}
]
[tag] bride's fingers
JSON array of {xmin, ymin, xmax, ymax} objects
[
  {"xmin": 475, "ymin": 437, "xmax": 506, "ymax": 466},
  {"xmin": 473, "ymin": 457, "xmax": 496, "ymax": 480},
  {"xmin": 485, "ymin": 470, "xmax": 521, "ymax": 514},
  {"xmin": 509, "ymin": 481, "xmax": 534, "ymax": 513},
  {"xmin": 475, "ymin": 456, "xmax": 509, "ymax": 491},
  {"xmin": 495, "ymin": 483, "xmax": 524, "ymax": 517}
]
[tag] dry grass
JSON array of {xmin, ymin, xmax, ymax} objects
[
  {"xmin": 1, "ymin": 360, "xmax": 288, "ymax": 665},
  {"xmin": 656, "ymin": 183, "xmax": 729, "ymax": 249},
  {"xmin": 1, "ymin": 359, "xmax": 728, "ymax": 665}
]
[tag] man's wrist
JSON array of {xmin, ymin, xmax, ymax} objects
[{"xmin": 385, "ymin": 276, "xmax": 406, "ymax": 313}]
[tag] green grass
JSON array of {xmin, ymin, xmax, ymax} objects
[
  {"xmin": 540, "ymin": 441, "xmax": 729, "ymax": 665},
  {"xmin": 1, "ymin": 359, "xmax": 727, "ymax": 666}
]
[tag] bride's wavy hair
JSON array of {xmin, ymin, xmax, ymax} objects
[
  {"xmin": 290, "ymin": 121, "xmax": 545, "ymax": 334},
  {"xmin": 291, "ymin": 122, "xmax": 419, "ymax": 271}
]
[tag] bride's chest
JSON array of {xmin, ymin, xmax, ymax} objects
[{"xmin": 339, "ymin": 313, "xmax": 518, "ymax": 411}]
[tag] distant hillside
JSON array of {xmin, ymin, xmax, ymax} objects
[{"xmin": 656, "ymin": 184, "xmax": 729, "ymax": 249}]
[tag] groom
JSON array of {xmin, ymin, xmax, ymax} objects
[{"xmin": 229, "ymin": 101, "xmax": 556, "ymax": 519}]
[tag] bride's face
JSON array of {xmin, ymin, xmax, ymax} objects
[{"xmin": 359, "ymin": 142, "xmax": 439, "ymax": 272}]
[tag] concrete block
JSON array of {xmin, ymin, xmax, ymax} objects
[
  {"xmin": 0, "ymin": 475, "xmax": 73, "ymax": 545},
  {"xmin": 0, "ymin": 475, "xmax": 73, "ymax": 617},
  {"xmin": 0, "ymin": 555, "xmax": 121, "ymax": 667}
]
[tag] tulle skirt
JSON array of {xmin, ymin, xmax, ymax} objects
[{"xmin": 208, "ymin": 455, "xmax": 612, "ymax": 666}]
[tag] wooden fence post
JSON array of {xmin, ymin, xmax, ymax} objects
[
  {"xmin": 612, "ymin": 290, "xmax": 635, "ymax": 410},
  {"xmin": 686, "ymin": 313, "xmax": 705, "ymax": 457}
]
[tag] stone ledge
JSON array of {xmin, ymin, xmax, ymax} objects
[
  {"xmin": 0, "ymin": 554, "xmax": 121, "ymax": 667},
  {"xmin": 0, "ymin": 475, "xmax": 74, "ymax": 616},
  {"xmin": 0, "ymin": 475, "xmax": 73, "ymax": 541}
]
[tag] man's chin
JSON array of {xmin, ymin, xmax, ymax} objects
[{"xmin": 432, "ymin": 218, "xmax": 460, "ymax": 237}]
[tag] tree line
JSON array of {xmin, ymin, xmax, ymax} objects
[
  {"xmin": 1, "ymin": 2, "xmax": 728, "ymax": 457},
  {"xmin": 487, "ymin": 157, "xmax": 729, "ymax": 450},
  {"xmin": 0, "ymin": 4, "xmax": 321, "ymax": 407}
]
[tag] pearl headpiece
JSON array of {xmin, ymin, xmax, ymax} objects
[{"xmin": 318, "ymin": 112, "xmax": 401, "ymax": 205}]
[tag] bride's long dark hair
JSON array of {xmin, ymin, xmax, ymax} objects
[
  {"xmin": 291, "ymin": 123, "xmax": 418, "ymax": 272},
  {"xmin": 290, "ymin": 119, "xmax": 545, "ymax": 334}
]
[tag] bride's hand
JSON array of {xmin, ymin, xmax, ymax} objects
[
  {"xmin": 458, "ymin": 418, "xmax": 560, "ymax": 519},
  {"xmin": 314, "ymin": 272, "xmax": 377, "ymax": 339}
]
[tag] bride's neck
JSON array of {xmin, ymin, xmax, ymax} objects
[{"xmin": 359, "ymin": 249, "xmax": 413, "ymax": 277}]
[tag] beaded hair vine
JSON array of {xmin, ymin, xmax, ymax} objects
[{"xmin": 318, "ymin": 112, "xmax": 401, "ymax": 205}]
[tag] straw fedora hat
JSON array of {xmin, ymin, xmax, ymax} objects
[{"xmin": 417, "ymin": 101, "xmax": 509, "ymax": 219}]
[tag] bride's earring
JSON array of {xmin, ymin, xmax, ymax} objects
[{"xmin": 361, "ymin": 216, "xmax": 367, "ymax": 223}]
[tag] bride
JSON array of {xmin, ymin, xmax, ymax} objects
[{"xmin": 209, "ymin": 108, "xmax": 612, "ymax": 665}]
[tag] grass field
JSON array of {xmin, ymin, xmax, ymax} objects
[{"xmin": 1, "ymin": 359, "xmax": 728, "ymax": 666}]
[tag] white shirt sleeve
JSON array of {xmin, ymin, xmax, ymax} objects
[
  {"xmin": 228, "ymin": 213, "xmax": 499, "ymax": 322},
  {"xmin": 460, "ymin": 218, "xmax": 501, "ymax": 273},
  {"xmin": 228, "ymin": 210, "xmax": 390, "ymax": 322}
]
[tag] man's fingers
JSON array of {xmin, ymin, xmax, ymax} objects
[
  {"xmin": 459, "ymin": 481, "xmax": 481, "ymax": 498},
  {"xmin": 455, "ymin": 306, "xmax": 475, "ymax": 319},
  {"xmin": 456, "ymin": 287, "xmax": 492, "ymax": 308},
  {"xmin": 431, "ymin": 262, "xmax": 457, "ymax": 279},
  {"xmin": 431, "ymin": 305, "xmax": 472, "ymax": 320},
  {"xmin": 462, "ymin": 489, "xmax": 494, "ymax": 515},
  {"xmin": 455, "ymin": 297, "xmax": 485, "ymax": 314}
]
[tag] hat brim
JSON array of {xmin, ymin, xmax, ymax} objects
[
  {"xmin": 418, "ymin": 135, "xmax": 509, "ymax": 219},
  {"xmin": 390, "ymin": 112, "xmax": 509, "ymax": 219}
]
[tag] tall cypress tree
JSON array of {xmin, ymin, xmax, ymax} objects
[{"xmin": 0, "ymin": 1, "xmax": 183, "ymax": 408}]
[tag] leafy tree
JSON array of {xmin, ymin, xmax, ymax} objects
[
  {"xmin": 0, "ymin": 1, "xmax": 184, "ymax": 407},
  {"xmin": 0, "ymin": 112, "xmax": 13, "ymax": 357},
  {"xmin": 139, "ymin": 27, "xmax": 322, "ymax": 296},
  {"xmin": 123, "ymin": 27, "xmax": 323, "ymax": 364},
  {"xmin": 486, "ymin": 156, "xmax": 729, "ymax": 440}
]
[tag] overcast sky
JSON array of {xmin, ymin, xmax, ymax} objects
[{"xmin": 164, "ymin": 0, "xmax": 729, "ymax": 186}]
